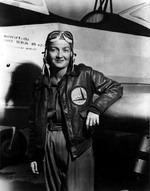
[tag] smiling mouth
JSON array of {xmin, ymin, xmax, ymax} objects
[{"xmin": 55, "ymin": 59, "xmax": 64, "ymax": 63}]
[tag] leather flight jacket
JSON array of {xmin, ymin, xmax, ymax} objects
[{"xmin": 28, "ymin": 63, "xmax": 123, "ymax": 161}]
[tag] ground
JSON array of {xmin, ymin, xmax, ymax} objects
[
  {"xmin": 0, "ymin": 160, "xmax": 149, "ymax": 191},
  {"xmin": 0, "ymin": 162, "xmax": 46, "ymax": 191}
]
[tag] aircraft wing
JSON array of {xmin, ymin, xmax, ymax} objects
[{"xmin": 119, "ymin": 2, "xmax": 150, "ymax": 29}]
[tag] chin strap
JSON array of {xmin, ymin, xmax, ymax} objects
[{"xmin": 42, "ymin": 62, "xmax": 50, "ymax": 79}]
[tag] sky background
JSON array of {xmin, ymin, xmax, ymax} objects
[{"xmin": 45, "ymin": 0, "xmax": 148, "ymax": 20}]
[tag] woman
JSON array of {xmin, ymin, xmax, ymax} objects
[{"xmin": 28, "ymin": 30, "xmax": 123, "ymax": 191}]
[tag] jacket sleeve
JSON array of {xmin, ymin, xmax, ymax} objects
[
  {"xmin": 27, "ymin": 82, "xmax": 44, "ymax": 163},
  {"xmin": 27, "ymin": 83, "xmax": 37, "ymax": 162},
  {"xmin": 89, "ymin": 69, "xmax": 123, "ymax": 115}
]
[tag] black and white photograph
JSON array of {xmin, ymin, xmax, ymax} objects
[{"xmin": 0, "ymin": 0, "xmax": 149, "ymax": 191}]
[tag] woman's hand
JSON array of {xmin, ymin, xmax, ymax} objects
[
  {"xmin": 30, "ymin": 161, "xmax": 39, "ymax": 174},
  {"xmin": 86, "ymin": 111, "xmax": 99, "ymax": 129}
]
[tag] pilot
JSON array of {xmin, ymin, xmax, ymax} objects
[{"xmin": 28, "ymin": 30, "xmax": 123, "ymax": 191}]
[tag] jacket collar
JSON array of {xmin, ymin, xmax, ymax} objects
[
  {"xmin": 35, "ymin": 63, "xmax": 80, "ymax": 89},
  {"xmin": 34, "ymin": 74, "xmax": 50, "ymax": 89},
  {"xmin": 66, "ymin": 64, "xmax": 80, "ymax": 77}
]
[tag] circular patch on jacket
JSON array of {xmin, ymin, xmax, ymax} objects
[{"xmin": 71, "ymin": 87, "xmax": 87, "ymax": 105}]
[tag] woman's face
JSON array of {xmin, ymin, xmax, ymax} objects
[{"xmin": 47, "ymin": 39, "xmax": 72, "ymax": 70}]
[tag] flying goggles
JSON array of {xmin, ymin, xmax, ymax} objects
[{"xmin": 46, "ymin": 30, "xmax": 74, "ymax": 46}]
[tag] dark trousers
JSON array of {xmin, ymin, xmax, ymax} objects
[{"xmin": 44, "ymin": 130, "xmax": 94, "ymax": 191}]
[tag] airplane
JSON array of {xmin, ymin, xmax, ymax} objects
[{"xmin": 0, "ymin": 0, "xmax": 149, "ymax": 190}]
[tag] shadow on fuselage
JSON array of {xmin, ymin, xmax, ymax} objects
[{"xmin": 1, "ymin": 63, "xmax": 41, "ymax": 127}]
